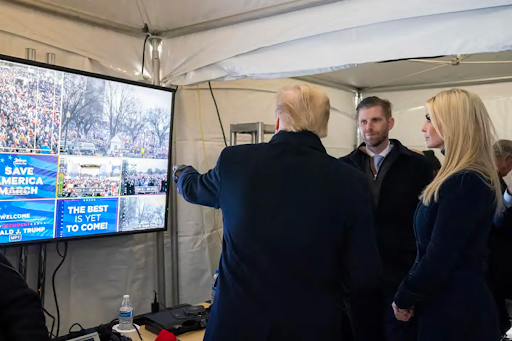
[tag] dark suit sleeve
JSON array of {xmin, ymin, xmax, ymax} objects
[
  {"xmin": 177, "ymin": 152, "xmax": 223, "ymax": 209},
  {"xmin": 494, "ymin": 185, "xmax": 512, "ymax": 228},
  {"xmin": 0, "ymin": 253, "xmax": 49, "ymax": 340},
  {"xmin": 394, "ymin": 173, "xmax": 489, "ymax": 309},
  {"xmin": 343, "ymin": 179, "xmax": 383, "ymax": 341},
  {"xmin": 494, "ymin": 198, "xmax": 507, "ymax": 228},
  {"xmin": 420, "ymin": 159, "xmax": 435, "ymax": 189}
]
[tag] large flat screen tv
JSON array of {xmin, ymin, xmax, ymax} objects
[{"xmin": 0, "ymin": 54, "xmax": 174, "ymax": 246}]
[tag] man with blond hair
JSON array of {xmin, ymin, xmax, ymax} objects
[{"xmin": 173, "ymin": 84, "xmax": 382, "ymax": 341}]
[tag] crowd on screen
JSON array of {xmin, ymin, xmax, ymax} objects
[
  {"xmin": 0, "ymin": 65, "xmax": 61, "ymax": 154},
  {"xmin": 60, "ymin": 178, "xmax": 120, "ymax": 197},
  {"xmin": 64, "ymin": 127, "xmax": 169, "ymax": 159},
  {"xmin": 122, "ymin": 174, "xmax": 168, "ymax": 195}
]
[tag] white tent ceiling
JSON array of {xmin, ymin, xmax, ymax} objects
[
  {"xmin": 1, "ymin": 0, "xmax": 511, "ymax": 89},
  {"xmin": 298, "ymin": 51, "xmax": 512, "ymax": 92},
  {"xmin": 163, "ymin": 1, "xmax": 512, "ymax": 86},
  {"xmin": 4, "ymin": 0, "xmax": 338, "ymax": 37}
]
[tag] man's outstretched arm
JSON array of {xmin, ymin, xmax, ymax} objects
[{"xmin": 174, "ymin": 152, "xmax": 223, "ymax": 209}]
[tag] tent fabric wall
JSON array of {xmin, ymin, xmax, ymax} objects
[
  {"xmin": 365, "ymin": 82, "xmax": 512, "ymax": 161},
  {"xmin": 0, "ymin": 30, "xmax": 137, "ymax": 80},
  {"xmin": 163, "ymin": 1, "xmax": 512, "ymax": 85},
  {"xmin": 173, "ymin": 79, "xmax": 356, "ymax": 304},
  {"xmin": 0, "ymin": 1, "xmax": 148, "ymax": 80}
]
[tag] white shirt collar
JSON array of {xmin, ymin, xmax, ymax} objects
[{"xmin": 366, "ymin": 141, "xmax": 393, "ymax": 158}]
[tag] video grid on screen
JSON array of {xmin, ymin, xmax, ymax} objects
[{"xmin": 0, "ymin": 57, "xmax": 172, "ymax": 245}]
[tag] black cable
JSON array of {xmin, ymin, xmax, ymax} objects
[
  {"xmin": 141, "ymin": 34, "xmax": 150, "ymax": 77},
  {"xmin": 131, "ymin": 322, "xmax": 144, "ymax": 340},
  {"xmin": 68, "ymin": 322, "xmax": 84, "ymax": 333},
  {"xmin": 208, "ymin": 81, "xmax": 228, "ymax": 147},
  {"xmin": 155, "ymin": 291, "xmax": 172, "ymax": 313},
  {"xmin": 52, "ymin": 242, "xmax": 68, "ymax": 338},
  {"xmin": 43, "ymin": 308, "xmax": 56, "ymax": 339},
  {"xmin": 94, "ymin": 319, "xmax": 119, "ymax": 341},
  {"xmin": 63, "ymin": 322, "xmax": 83, "ymax": 341}
]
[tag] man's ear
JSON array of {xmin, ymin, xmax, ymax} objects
[
  {"xmin": 388, "ymin": 117, "xmax": 395, "ymax": 130},
  {"xmin": 275, "ymin": 116, "xmax": 280, "ymax": 133},
  {"xmin": 506, "ymin": 155, "xmax": 512, "ymax": 171}
]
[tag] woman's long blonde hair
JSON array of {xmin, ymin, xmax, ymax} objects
[{"xmin": 422, "ymin": 89, "xmax": 502, "ymax": 212}]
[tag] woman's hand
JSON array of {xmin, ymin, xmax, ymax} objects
[{"xmin": 392, "ymin": 302, "xmax": 414, "ymax": 322}]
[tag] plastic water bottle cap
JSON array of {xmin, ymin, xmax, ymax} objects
[{"xmin": 123, "ymin": 295, "xmax": 130, "ymax": 298}]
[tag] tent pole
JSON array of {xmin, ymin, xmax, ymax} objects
[
  {"xmin": 354, "ymin": 90, "xmax": 362, "ymax": 149},
  {"xmin": 148, "ymin": 36, "xmax": 172, "ymax": 306},
  {"xmin": 169, "ymin": 112, "xmax": 179, "ymax": 306},
  {"xmin": 34, "ymin": 52, "xmax": 56, "ymax": 306},
  {"xmin": 150, "ymin": 37, "xmax": 162, "ymax": 85},
  {"xmin": 17, "ymin": 48, "xmax": 37, "ymax": 280}
]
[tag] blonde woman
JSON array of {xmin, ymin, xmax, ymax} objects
[{"xmin": 392, "ymin": 89, "xmax": 502, "ymax": 341}]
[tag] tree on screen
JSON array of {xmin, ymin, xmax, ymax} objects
[
  {"xmin": 122, "ymin": 198, "xmax": 137, "ymax": 229},
  {"xmin": 147, "ymin": 107, "xmax": 170, "ymax": 149},
  {"xmin": 78, "ymin": 105, "xmax": 102, "ymax": 138},
  {"xmin": 155, "ymin": 205, "xmax": 165, "ymax": 226},
  {"xmin": 126, "ymin": 162, "xmax": 137, "ymax": 176},
  {"xmin": 104, "ymin": 82, "xmax": 137, "ymax": 140},
  {"xmin": 123, "ymin": 104, "xmax": 148, "ymax": 145},
  {"xmin": 136, "ymin": 199, "xmax": 150, "ymax": 225},
  {"xmin": 144, "ymin": 205, "xmax": 164, "ymax": 228},
  {"xmin": 62, "ymin": 75, "xmax": 103, "ymax": 139}
]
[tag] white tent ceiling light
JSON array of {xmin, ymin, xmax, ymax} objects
[{"xmin": 1, "ymin": 0, "xmax": 511, "ymax": 88}]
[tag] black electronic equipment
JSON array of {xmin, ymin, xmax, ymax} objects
[{"xmin": 144, "ymin": 304, "xmax": 209, "ymax": 336}]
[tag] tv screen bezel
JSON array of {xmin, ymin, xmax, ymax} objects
[{"xmin": 0, "ymin": 53, "xmax": 176, "ymax": 247}]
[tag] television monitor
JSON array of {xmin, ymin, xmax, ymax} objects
[{"xmin": 0, "ymin": 54, "xmax": 174, "ymax": 246}]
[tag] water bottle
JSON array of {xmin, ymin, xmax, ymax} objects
[
  {"xmin": 211, "ymin": 270, "xmax": 219, "ymax": 302},
  {"xmin": 118, "ymin": 294, "xmax": 133, "ymax": 331}
]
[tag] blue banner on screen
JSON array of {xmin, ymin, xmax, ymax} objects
[
  {"xmin": 56, "ymin": 198, "xmax": 118, "ymax": 238},
  {"xmin": 0, "ymin": 200, "xmax": 55, "ymax": 243},
  {"xmin": 0, "ymin": 154, "xmax": 58, "ymax": 200}
]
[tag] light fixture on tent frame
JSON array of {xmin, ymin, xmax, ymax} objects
[
  {"xmin": 137, "ymin": 23, "xmax": 164, "ymax": 84},
  {"xmin": 136, "ymin": 34, "xmax": 163, "ymax": 84}
]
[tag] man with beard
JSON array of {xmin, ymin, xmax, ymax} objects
[{"xmin": 340, "ymin": 96, "xmax": 433, "ymax": 341}]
